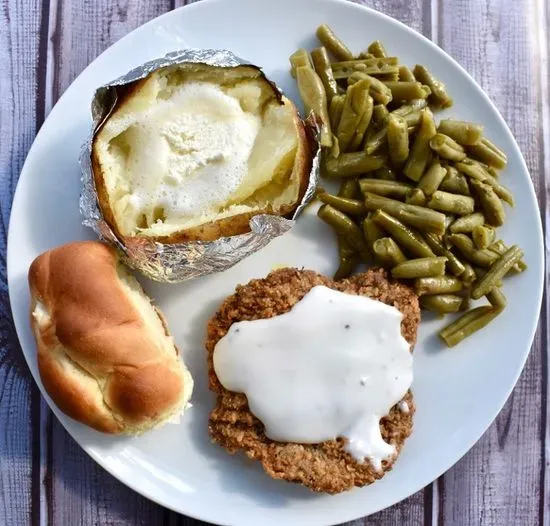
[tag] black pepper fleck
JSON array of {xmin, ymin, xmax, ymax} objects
[{"xmin": 345, "ymin": 324, "xmax": 350, "ymax": 329}]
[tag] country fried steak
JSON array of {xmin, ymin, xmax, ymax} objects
[{"xmin": 206, "ymin": 267, "xmax": 420, "ymax": 494}]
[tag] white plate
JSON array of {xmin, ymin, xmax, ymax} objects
[{"xmin": 8, "ymin": 0, "xmax": 544, "ymax": 524}]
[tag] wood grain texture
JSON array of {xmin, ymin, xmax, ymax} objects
[
  {"xmin": 437, "ymin": 0, "xmax": 548, "ymax": 524},
  {"xmin": 0, "ymin": 2, "xmax": 45, "ymax": 526}
]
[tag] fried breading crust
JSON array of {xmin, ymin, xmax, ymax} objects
[{"xmin": 206, "ymin": 267, "xmax": 420, "ymax": 494}]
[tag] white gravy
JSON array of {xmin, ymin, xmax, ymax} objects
[{"xmin": 213, "ymin": 285, "xmax": 413, "ymax": 471}]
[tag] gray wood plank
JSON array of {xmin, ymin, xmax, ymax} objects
[
  {"xmin": 437, "ymin": 0, "xmax": 547, "ymax": 524},
  {"xmin": 0, "ymin": 1, "xmax": 47, "ymax": 525}
]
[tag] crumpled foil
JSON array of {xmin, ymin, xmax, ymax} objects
[{"xmin": 79, "ymin": 49, "xmax": 320, "ymax": 282}]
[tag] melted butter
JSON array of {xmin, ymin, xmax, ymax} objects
[{"xmin": 213, "ymin": 285, "xmax": 413, "ymax": 471}]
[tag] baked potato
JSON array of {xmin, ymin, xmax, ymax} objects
[{"xmin": 91, "ymin": 62, "xmax": 312, "ymax": 243}]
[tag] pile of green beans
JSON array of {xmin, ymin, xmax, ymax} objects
[{"xmin": 291, "ymin": 26, "xmax": 526, "ymax": 348}]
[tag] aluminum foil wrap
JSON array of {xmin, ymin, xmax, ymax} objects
[{"xmin": 79, "ymin": 49, "xmax": 320, "ymax": 282}]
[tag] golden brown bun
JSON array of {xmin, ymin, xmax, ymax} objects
[
  {"xmin": 28, "ymin": 241, "xmax": 193, "ymax": 434},
  {"xmin": 91, "ymin": 63, "xmax": 312, "ymax": 244}
]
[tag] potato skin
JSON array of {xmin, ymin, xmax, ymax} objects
[{"xmin": 91, "ymin": 64, "xmax": 313, "ymax": 244}]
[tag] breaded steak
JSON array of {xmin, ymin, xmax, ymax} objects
[{"xmin": 206, "ymin": 267, "xmax": 420, "ymax": 494}]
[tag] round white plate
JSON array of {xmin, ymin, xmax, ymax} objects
[{"xmin": 8, "ymin": 0, "xmax": 544, "ymax": 524}]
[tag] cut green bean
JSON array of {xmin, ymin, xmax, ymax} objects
[
  {"xmin": 398, "ymin": 65, "xmax": 416, "ymax": 82},
  {"xmin": 420, "ymin": 294, "xmax": 463, "ymax": 313},
  {"xmin": 384, "ymin": 81, "xmax": 430, "ymax": 101},
  {"xmin": 337, "ymin": 79, "xmax": 371, "ymax": 151},
  {"xmin": 332, "ymin": 57, "xmax": 399, "ymax": 79},
  {"xmin": 449, "ymin": 212, "xmax": 486, "ymax": 233},
  {"xmin": 439, "ymin": 166, "xmax": 471, "ymax": 195},
  {"xmin": 290, "ymin": 48, "xmax": 313, "ymax": 77},
  {"xmin": 317, "ymin": 191, "xmax": 366, "ymax": 215},
  {"xmin": 439, "ymin": 306, "xmax": 501, "ymax": 347},
  {"xmin": 387, "ymin": 114, "xmax": 409, "ymax": 168},
  {"xmin": 427, "ymin": 190, "xmax": 475, "ymax": 215},
  {"xmin": 470, "ymin": 179, "xmax": 505, "ymax": 226},
  {"xmin": 349, "ymin": 95, "xmax": 374, "ymax": 151},
  {"xmin": 316, "ymin": 24, "xmax": 354, "ymax": 61},
  {"xmin": 311, "ymin": 47, "xmax": 339, "ymax": 102},
  {"xmin": 488, "ymin": 240, "xmax": 527, "ymax": 273},
  {"xmin": 349, "ymin": 72, "xmax": 393, "ymax": 105},
  {"xmin": 338, "ymin": 178, "xmax": 360, "ymax": 199},
  {"xmin": 415, "ymin": 276, "xmax": 463, "ymax": 296},
  {"xmin": 363, "ymin": 217, "xmax": 385, "ymax": 250},
  {"xmin": 468, "ymin": 137, "xmax": 507, "ymax": 169},
  {"xmin": 363, "ymin": 192, "xmax": 446, "ymax": 234},
  {"xmin": 403, "ymin": 108, "xmax": 437, "ymax": 181},
  {"xmin": 318, "ymin": 204, "xmax": 370, "ymax": 261},
  {"xmin": 372, "ymin": 104, "xmax": 389, "ymax": 126},
  {"xmin": 296, "ymin": 66, "xmax": 332, "ymax": 147},
  {"xmin": 448, "ymin": 233, "xmax": 498, "ymax": 268},
  {"xmin": 334, "ymin": 236, "xmax": 360, "ymax": 280},
  {"xmin": 371, "ymin": 210, "xmax": 435, "ymax": 258},
  {"xmin": 461, "ymin": 263, "xmax": 476, "ymax": 285},
  {"xmin": 363, "ymin": 126, "xmax": 388, "ymax": 154},
  {"xmin": 413, "ymin": 65, "xmax": 453, "ymax": 108},
  {"xmin": 359, "ymin": 179, "xmax": 413, "ymax": 199},
  {"xmin": 471, "ymin": 245, "xmax": 524, "ymax": 299},
  {"xmin": 405, "ymin": 188, "xmax": 428, "ymax": 206},
  {"xmin": 367, "ymin": 40, "xmax": 387, "ymax": 58},
  {"xmin": 423, "ymin": 233, "xmax": 466, "ymax": 277},
  {"xmin": 438, "ymin": 119, "xmax": 483, "ymax": 146},
  {"xmin": 324, "ymin": 152, "xmax": 385, "ymax": 177},
  {"xmin": 372, "ymin": 237, "xmax": 407, "ymax": 267},
  {"xmin": 417, "ymin": 160, "xmax": 447, "ymax": 195},
  {"xmin": 329, "ymin": 95, "xmax": 345, "ymax": 130},
  {"xmin": 429, "ymin": 133, "xmax": 466, "ymax": 161},
  {"xmin": 392, "ymin": 257, "xmax": 447, "ymax": 278},
  {"xmin": 486, "ymin": 287, "xmax": 507, "ymax": 310},
  {"xmin": 472, "ymin": 225, "xmax": 495, "ymax": 249}
]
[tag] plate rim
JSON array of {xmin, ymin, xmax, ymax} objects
[{"xmin": 7, "ymin": 0, "xmax": 544, "ymax": 523}]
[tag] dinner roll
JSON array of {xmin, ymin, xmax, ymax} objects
[{"xmin": 28, "ymin": 241, "xmax": 193, "ymax": 434}]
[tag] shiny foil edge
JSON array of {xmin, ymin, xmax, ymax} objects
[{"xmin": 79, "ymin": 48, "xmax": 320, "ymax": 283}]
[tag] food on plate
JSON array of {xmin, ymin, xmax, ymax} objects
[
  {"xmin": 290, "ymin": 26, "xmax": 526, "ymax": 347},
  {"xmin": 206, "ymin": 267, "xmax": 420, "ymax": 494},
  {"xmin": 91, "ymin": 62, "xmax": 312, "ymax": 243},
  {"xmin": 28, "ymin": 241, "xmax": 193, "ymax": 434}
]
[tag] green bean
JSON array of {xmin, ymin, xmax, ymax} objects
[
  {"xmin": 429, "ymin": 133, "xmax": 466, "ymax": 161},
  {"xmin": 412, "ymin": 64, "xmax": 453, "ymax": 108},
  {"xmin": 363, "ymin": 192, "xmax": 446, "ymax": 234},
  {"xmin": 363, "ymin": 126, "xmax": 388, "ymax": 154},
  {"xmin": 349, "ymin": 72, "xmax": 393, "ymax": 105},
  {"xmin": 383, "ymin": 81, "xmax": 430, "ymax": 101},
  {"xmin": 427, "ymin": 190, "xmax": 476, "ymax": 215},
  {"xmin": 483, "ymin": 177, "xmax": 514, "ymax": 207},
  {"xmin": 367, "ymin": 40, "xmax": 387, "ymax": 58},
  {"xmin": 455, "ymin": 158, "xmax": 491, "ymax": 181},
  {"xmin": 471, "ymin": 245, "xmax": 524, "ymax": 299},
  {"xmin": 329, "ymin": 95, "xmax": 345, "ymax": 130},
  {"xmin": 373, "ymin": 237, "xmax": 407, "ymax": 267},
  {"xmin": 316, "ymin": 24, "xmax": 354, "ymax": 61},
  {"xmin": 392, "ymin": 98, "xmax": 428, "ymax": 118},
  {"xmin": 334, "ymin": 237, "xmax": 359, "ymax": 280},
  {"xmin": 417, "ymin": 160, "xmax": 447, "ymax": 195},
  {"xmin": 398, "ymin": 65, "xmax": 416, "ymax": 82},
  {"xmin": 338, "ymin": 178, "xmax": 360, "ymax": 199},
  {"xmin": 415, "ymin": 276, "xmax": 463, "ymax": 296},
  {"xmin": 372, "ymin": 104, "xmax": 389, "ymax": 126},
  {"xmin": 392, "ymin": 257, "xmax": 447, "ymax": 279},
  {"xmin": 420, "ymin": 294, "xmax": 463, "ymax": 313},
  {"xmin": 461, "ymin": 262, "xmax": 476, "ymax": 285},
  {"xmin": 486, "ymin": 287, "xmax": 507, "ymax": 310},
  {"xmin": 317, "ymin": 191, "xmax": 366, "ymax": 215},
  {"xmin": 448, "ymin": 234, "xmax": 498, "ymax": 268},
  {"xmin": 387, "ymin": 114, "xmax": 409, "ymax": 168},
  {"xmin": 337, "ymin": 79, "xmax": 371, "ymax": 151},
  {"xmin": 362, "ymin": 217, "xmax": 385, "ymax": 250},
  {"xmin": 372, "ymin": 165, "xmax": 398, "ymax": 180},
  {"xmin": 468, "ymin": 137, "xmax": 507, "ymax": 169},
  {"xmin": 358, "ymin": 51, "xmax": 376, "ymax": 60},
  {"xmin": 403, "ymin": 108, "xmax": 437, "ymax": 181},
  {"xmin": 324, "ymin": 152, "xmax": 385, "ymax": 177},
  {"xmin": 473, "ymin": 266, "xmax": 502, "ymax": 287},
  {"xmin": 359, "ymin": 179, "xmax": 413, "ymax": 199},
  {"xmin": 318, "ymin": 204, "xmax": 370, "ymax": 261},
  {"xmin": 449, "ymin": 212, "xmax": 485, "ymax": 233},
  {"xmin": 371, "ymin": 210, "xmax": 435, "ymax": 258},
  {"xmin": 472, "ymin": 225, "xmax": 495, "ymax": 249},
  {"xmin": 424, "ymin": 233, "xmax": 466, "ymax": 277},
  {"xmin": 290, "ymin": 49, "xmax": 313, "ymax": 77},
  {"xmin": 405, "ymin": 188, "xmax": 427, "ymax": 206},
  {"xmin": 438, "ymin": 119, "xmax": 483, "ymax": 146},
  {"xmin": 349, "ymin": 95, "xmax": 374, "ymax": 151},
  {"xmin": 311, "ymin": 47, "xmax": 339, "ymax": 103},
  {"xmin": 488, "ymin": 241, "xmax": 527, "ymax": 272},
  {"xmin": 296, "ymin": 66, "xmax": 332, "ymax": 147},
  {"xmin": 469, "ymin": 180, "xmax": 505, "ymax": 226},
  {"xmin": 332, "ymin": 57, "xmax": 399, "ymax": 79},
  {"xmin": 439, "ymin": 306, "xmax": 501, "ymax": 347},
  {"xmin": 439, "ymin": 166, "xmax": 471, "ymax": 195}
]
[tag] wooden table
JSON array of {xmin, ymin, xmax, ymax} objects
[{"xmin": 1, "ymin": 0, "xmax": 548, "ymax": 524}]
